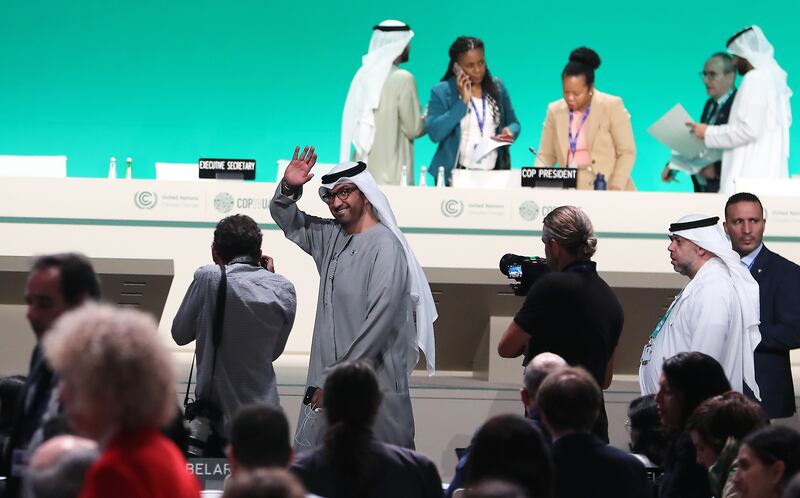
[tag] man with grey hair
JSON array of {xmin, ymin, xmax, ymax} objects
[
  {"xmin": 662, "ymin": 52, "xmax": 736, "ymax": 192},
  {"xmin": 639, "ymin": 214, "xmax": 761, "ymax": 396},
  {"xmin": 498, "ymin": 205, "xmax": 624, "ymax": 442},
  {"xmin": 521, "ymin": 353, "xmax": 568, "ymax": 444},
  {"xmin": 24, "ymin": 435, "xmax": 99, "ymax": 498}
]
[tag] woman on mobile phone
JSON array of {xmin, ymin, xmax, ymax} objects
[{"xmin": 426, "ymin": 36, "xmax": 520, "ymax": 185}]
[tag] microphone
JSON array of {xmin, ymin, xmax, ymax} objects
[{"xmin": 528, "ymin": 146, "xmax": 554, "ymax": 168}]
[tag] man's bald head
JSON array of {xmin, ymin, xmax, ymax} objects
[
  {"xmin": 28, "ymin": 435, "xmax": 99, "ymax": 498},
  {"xmin": 521, "ymin": 352, "xmax": 568, "ymax": 410}
]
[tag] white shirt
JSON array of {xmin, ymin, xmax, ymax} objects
[
  {"xmin": 640, "ymin": 258, "xmax": 748, "ymax": 394},
  {"xmin": 705, "ymin": 68, "xmax": 790, "ymax": 193},
  {"xmin": 741, "ymin": 243, "xmax": 764, "ymax": 270},
  {"xmin": 458, "ymin": 96, "xmax": 498, "ymax": 170}
]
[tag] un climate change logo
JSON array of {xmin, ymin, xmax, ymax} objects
[
  {"xmin": 441, "ymin": 199, "xmax": 464, "ymax": 217},
  {"xmin": 134, "ymin": 191, "xmax": 158, "ymax": 209},
  {"xmin": 214, "ymin": 192, "xmax": 235, "ymax": 214}
]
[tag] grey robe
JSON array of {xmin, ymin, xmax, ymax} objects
[{"xmin": 270, "ymin": 185, "xmax": 416, "ymax": 449}]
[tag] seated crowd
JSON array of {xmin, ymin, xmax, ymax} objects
[{"xmin": 3, "ymin": 300, "xmax": 800, "ymax": 498}]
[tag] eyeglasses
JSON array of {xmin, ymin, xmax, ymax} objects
[
  {"xmin": 320, "ymin": 186, "xmax": 358, "ymax": 204},
  {"xmin": 699, "ymin": 71, "xmax": 723, "ymax": 80}
]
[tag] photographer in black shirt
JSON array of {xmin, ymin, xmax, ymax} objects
[{"xmin": 498, "ymin": 205, "xmax": 623, "ymax": 442}]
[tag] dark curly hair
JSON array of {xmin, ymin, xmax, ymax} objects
[
  {"xmin": 213, "ymin": 214, "xmax": 263, "ymax": 264},
  {"xmin": 562, "ymin": 47, "xmax": 601, "ymax": 86},
  {"xmin": 441, "ymin": 36, "xmax": 503, "ymax": 124}
]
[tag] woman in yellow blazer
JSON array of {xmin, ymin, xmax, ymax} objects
[{"xmin": 536, "ymin": 47, "xmax": 636, "ymax": 190}]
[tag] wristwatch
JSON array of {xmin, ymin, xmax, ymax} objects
[{"xmin": 280, "ymin": 179, "xmax": 298, "ymax": 196}]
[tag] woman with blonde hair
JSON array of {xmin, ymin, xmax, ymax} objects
[{"xmin": 44, "ymin": 303, "xmax": 200, "ymax": 498}]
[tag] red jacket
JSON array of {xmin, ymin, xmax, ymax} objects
[{"xmin": 79, "ymin": 429, "xmax": 200, "ymax": 498}]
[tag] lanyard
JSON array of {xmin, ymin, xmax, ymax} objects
[
  {"xmin": 470, "ymin": 94, "xmax": 487, "ymax": 135},
  {"xmin": 567, "ymin": 106, "xmax": 591, "ymax": 155},
  {"xmin": 649, "ymin": 291, "xmax": 683, "ymax": 340}
]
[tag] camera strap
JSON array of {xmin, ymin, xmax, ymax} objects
[
  {"xmin": 210, "ymin": 263, "xmax": 227, "ymax": 380},
  {"xmin": 182, "ymin": 264, "xmax": 227, "ymax": 409}
]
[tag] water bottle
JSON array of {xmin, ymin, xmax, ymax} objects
[
  {"xmin": 108, "ymin": 157, "xmax": 117, "ymax": 179},
  {"xmin": 125, "ymin": 157, "xmax": 133, "ymax": 179},
  {"xmin": 436, "ymin": 166, "xmax": 445, "ymax": 187},
  {"xmin": 419, "ymin": 166, "xmax": 428, "ymax": 186},
  {"xmin": 400, "ymin": 165, "xmax": 408, "ymax": 187},
  {"xmin": 593, "ymin": 172, "xmax": 607, "ymax": 191}
]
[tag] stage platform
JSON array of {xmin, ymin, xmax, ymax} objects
[{"xmin": 2, "ymin": 176, "xmax": 800, "ymax": 477}]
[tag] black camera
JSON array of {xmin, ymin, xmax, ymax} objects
[
  {"xmin": 499, "ymin": 253, "xmax": 550, "ymax": 296},
  {"xmin": 184, "ymin": 399, "xmax": 224, "ymax": 457}
]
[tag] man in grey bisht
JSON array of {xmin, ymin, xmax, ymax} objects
[{"xmin": 270, "ymin": 146, "xmax": 436, "ymax": 449}]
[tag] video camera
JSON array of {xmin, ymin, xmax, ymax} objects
[{"xmin": 499, "ymin": 253, "xmax": 550, "ymax": 296}]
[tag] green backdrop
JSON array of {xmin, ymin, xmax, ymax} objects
[{"xmin": 0, "ymin": 0, "xmax": 797, "ymax": 191}]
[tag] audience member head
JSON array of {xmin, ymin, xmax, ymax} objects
[
  {"xmin": 703, "ymin": 52, "xmax": 736, "ymax": 100},
  {"xmin": 465, "ymin": 414, "xmax": 552, "ymax": 498},
  {"xmin": 521, "ymin": 353, "xmax": 567, "ymax": 411},
  {"xmin": 537, "ymin": 366, "xmax": 600, "ymax": 436},
  {"xmin": 26, "ymin": 253, "xmax": 100, "ymax": 339},
  {"xmin": 733, "ymin": 426, "xmax": 800, "ymax": 498},
  {"xmin": 321, "ymin": 361, "xmax": 382, "ymax": 497},
  {"xmin": 229, "ymin": 404, "xmax": 292, "ymax": 472},
  {"xmin": 223, "ymin": 468, "xmax": 306, "ymax": 498},
  {"xmin": 44, "ymin": 304, "xmax": 176, "ymax": 442},
  {"xmin": 687, "ymin": 391, "xmax": 768, "ymax": 468},
  {"xmin": 26, "ymin": 435, "xmax": 100, "ymax": 498},
  {"xmin": 466, "ymin": 480, "xmax": 531, "ymax": 498},
  {"xmin": 724, "ymin": 192, "xmax": 766, "ymax": 258},
  {"xmin": 656, "ymin": 352, "xmax": 731, "ymax": 432},
  {"xmin": 562, "ymin": 47, "xmax": 600, "ymax": 112},
  {"xmin": 212, "ymin": 214, "xmax": 263, "ymax": 265},
  {"xmin": 627, "ymin": 394, "xmax": 668, "ymax": 467},
  {"xmin": 541, "ymin": 206, "xmax": 597, "ymax": 270}
]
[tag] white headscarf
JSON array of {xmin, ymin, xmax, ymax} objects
[
  {"xmin": 320, "ymin": 161, "xmax": 437, "ymax": 375},
  {"xmin": 728, "ymin": 25, "xmax": 792, "ymax": 153},
  {"xmin": 669, "ymin": 214, "xmax": 761, "ymax": 398},
  {"xmin": 340, "ymin": 20, "xmax": 414, "ymax": 162}
]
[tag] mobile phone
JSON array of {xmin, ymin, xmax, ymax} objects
[
  {"xmin": 453, "ymin": 62, "xmax": 464, "ymax": 78},
  {"xmin": 303, "ymin": 386, "xmax": 319, "ymax": 406}
]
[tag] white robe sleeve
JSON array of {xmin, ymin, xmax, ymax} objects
[
  {"xmin": 705, "ymin": 71, "xmax": 770, "ymax": 149},
  {"xmin": 687, "ymin": 284, "xmax": 733, "ymax": 361}
]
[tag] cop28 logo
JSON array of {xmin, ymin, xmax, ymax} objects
[
  {"xmin": 440, "ymin": 199, "xmax": 464, "ymax": 217},
  {"xmin": 518, "ymin": 200, "xmax": 540, "ymax": 221},
  {"xmin": 214, "ymin": 192, "xmax": 235, "ymax": 214},
  {"xmin": 133, "ymin": 191, "xmax": 158, "ymax": 209}
]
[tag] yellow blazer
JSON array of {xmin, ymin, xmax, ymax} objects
[{"xmin": 536, "ymin": 90, "xmax": 636, "ymax": 190}]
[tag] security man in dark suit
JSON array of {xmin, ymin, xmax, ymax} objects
[
  {"xmin": 724, "ymin": 193, "xmax": 800, "ymax": 418},
  {"xmin": 538, "ymin": 367, "xmax": 649, "ymax": 498},
  {"xmin": 662, "ymin": 53, "xmax": 737, "ymax": 192},
  {"xmin": 0, "ymin": 253, "xmax": 101, "ymax": 498}
]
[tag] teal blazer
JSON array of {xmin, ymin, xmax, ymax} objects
[{"xmin": 425, "ymin": 76, "xmax": 520, "ymax": 183}]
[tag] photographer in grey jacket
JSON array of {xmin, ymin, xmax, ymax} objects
[{"xmin": 172, "ymin": 214, "xmax": 297, "ymax": 451}]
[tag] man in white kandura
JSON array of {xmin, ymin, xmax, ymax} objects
[
  {"xmin": 270, "ymin": 146, "xmax": 436, "ymax": 450},
  {"xmin": 339, "ymin": 20, "xmax": 425, "ymax": 185},
  {"xmin": 639, "ymin": 214, "xmax": 761, "ymax": 397},
  {"xmin": 688, "ymin": 25, "xmax": 792, "ymax": 193}
]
